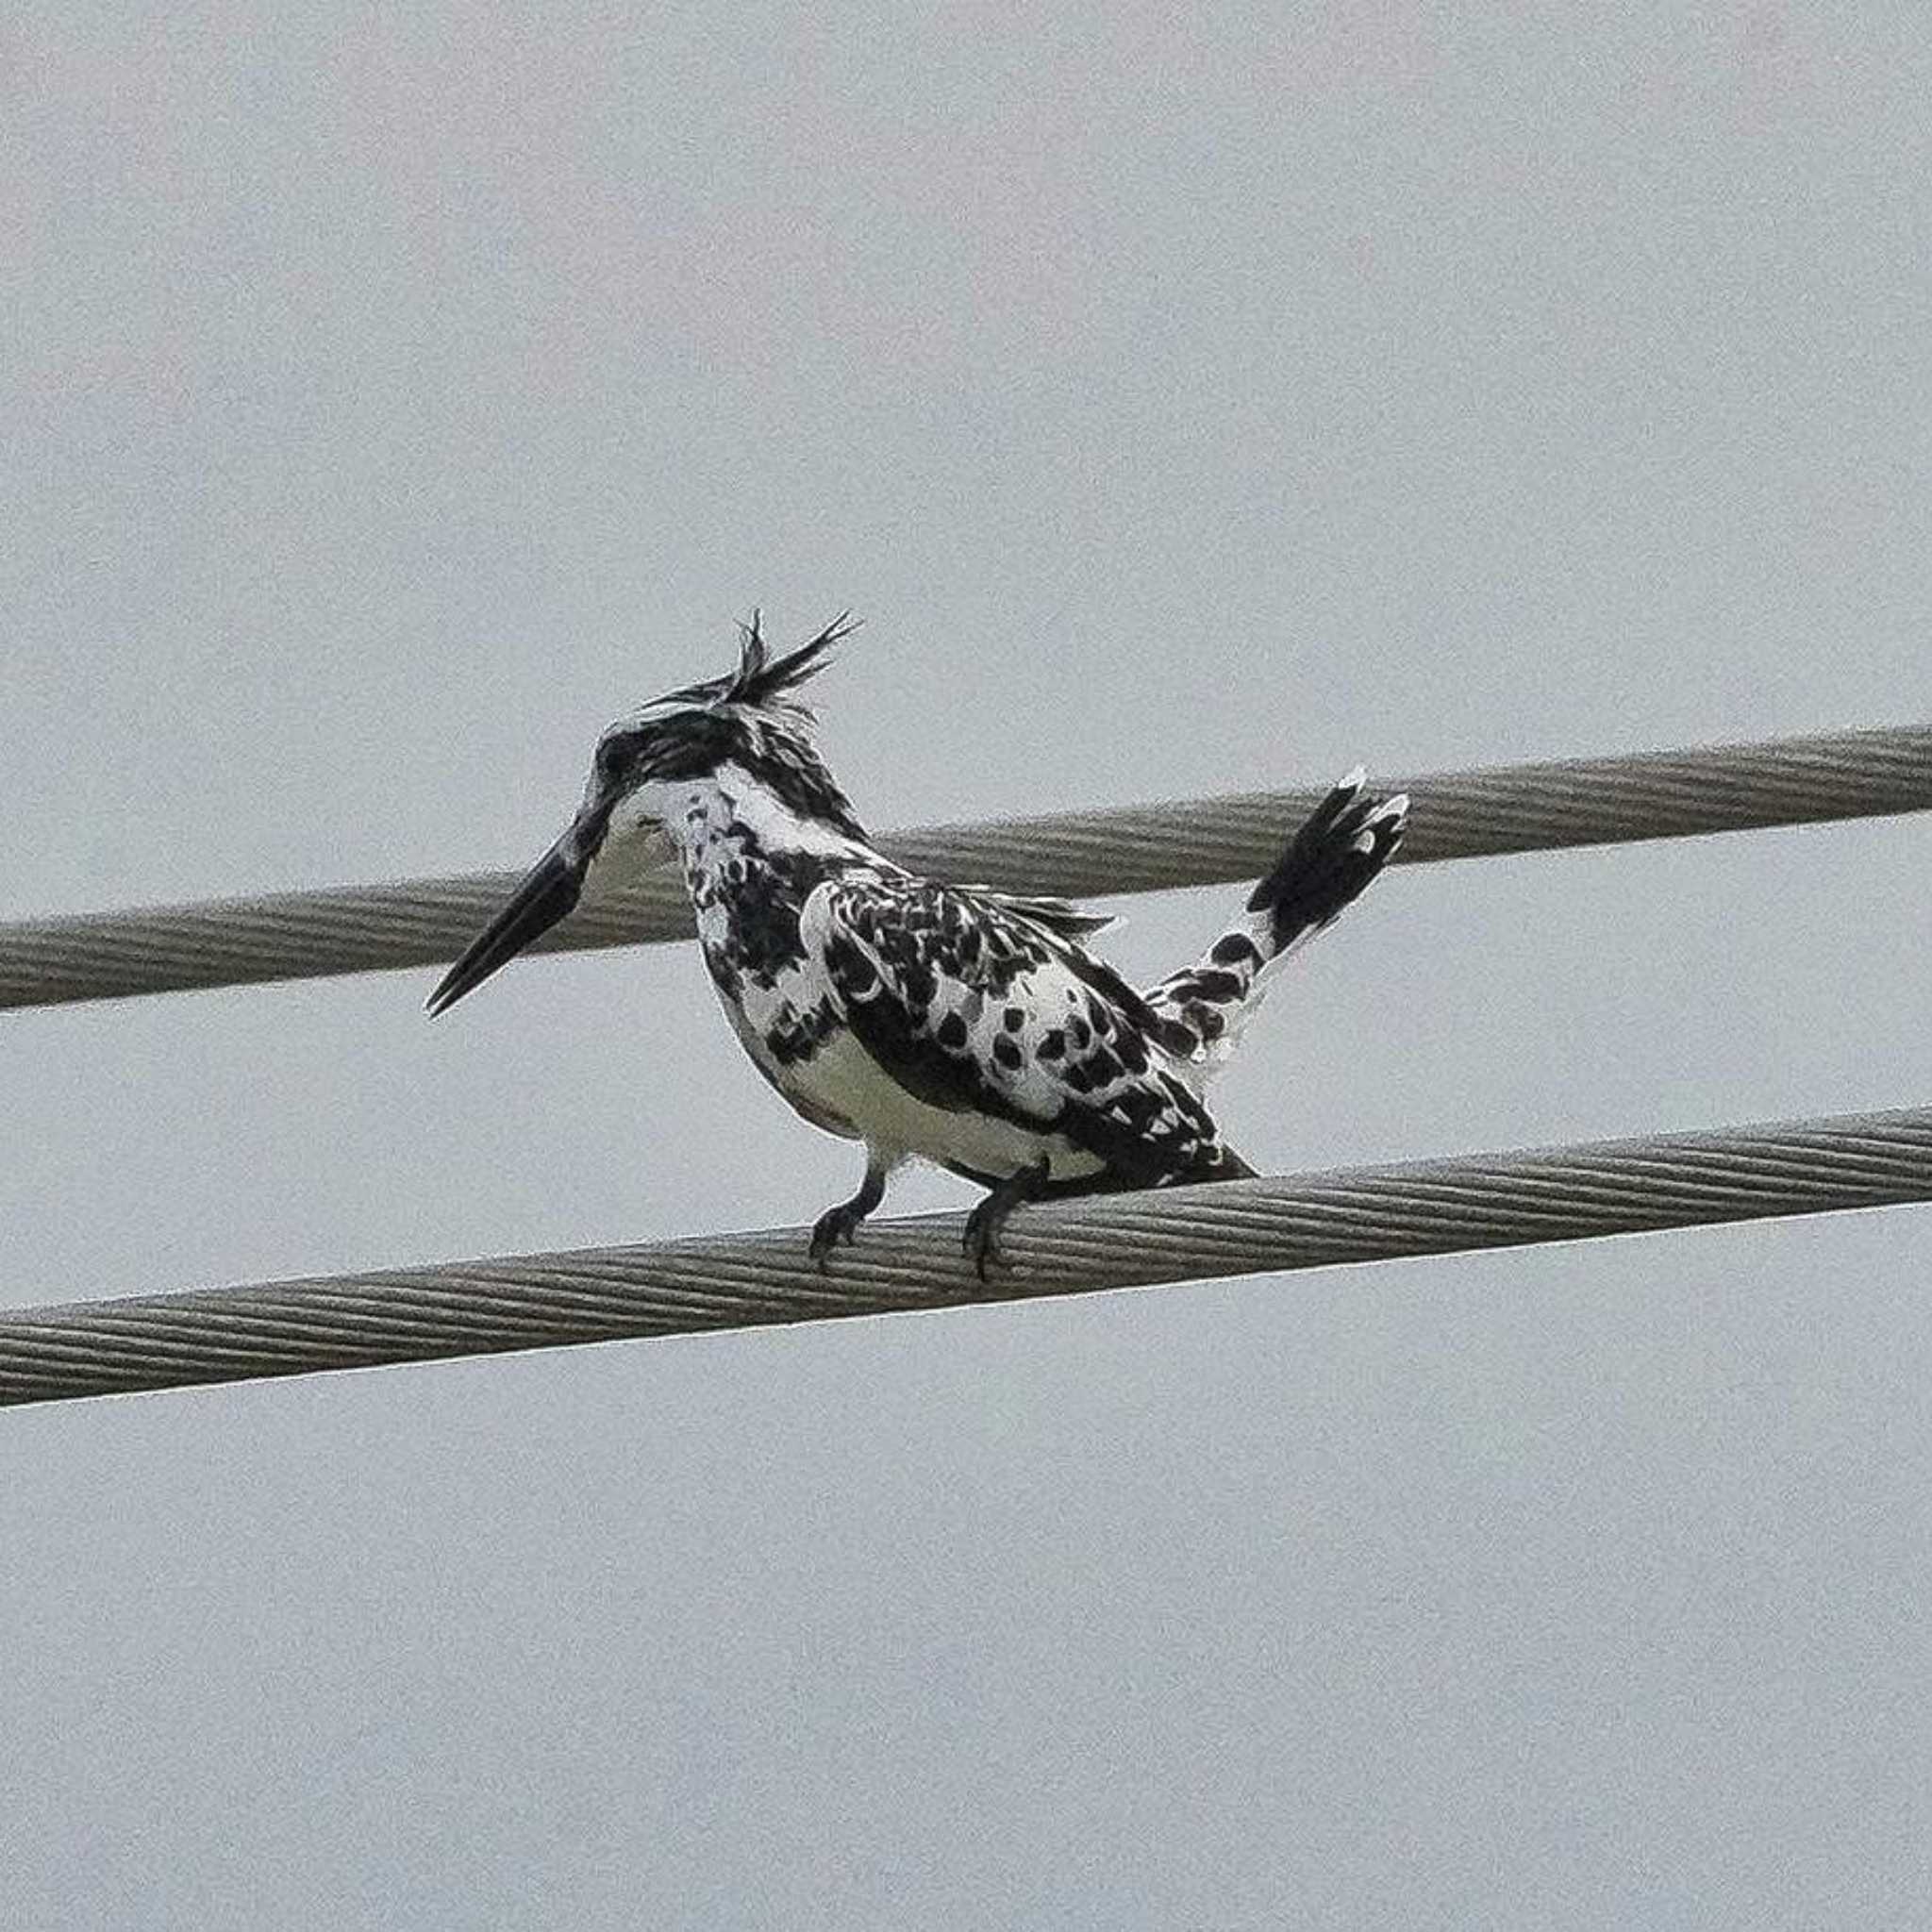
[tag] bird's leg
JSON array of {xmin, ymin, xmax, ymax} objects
[
  {"xmin": 809, "ymin": 1156, "xmax": 891, "ymax": 1270},
  {"xmin": 962, "ymin": 1156, "xmax": 1052, "ymax": 1281}
]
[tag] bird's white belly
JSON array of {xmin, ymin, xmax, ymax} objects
[{"xmin": 780, "ymin": 1029, "xmax": 1103, "ymax": 1183}]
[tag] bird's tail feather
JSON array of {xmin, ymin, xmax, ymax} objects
[{"xmin": 1142, "ymin": 770, "xmax": 1407, "ymax": 1083}]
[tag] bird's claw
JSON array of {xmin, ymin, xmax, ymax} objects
[
  {"xmin": 961, "ymin": 1157, "xmax": 1049, "ymax": 1281},
  {"xmin": 960, "ymin": 1210, "xmax": 1004, "ymax": 1281},
  {"xmin": 809, "ymin": 1205, "xmax": 861, "ymax": 1273}
]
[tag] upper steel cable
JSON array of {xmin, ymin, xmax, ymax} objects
[
  {"xmin": 2, "ymin": 724, "xmax": 1927, "ymax": 1008},
  {"xmin": 3, "ymin": 1105, "xmax": 1928, "ymax": 1407}
]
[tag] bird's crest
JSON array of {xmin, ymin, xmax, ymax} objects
[{"xmin": 658, "ymin": 611, "xmax": 859, "ymax": 722}]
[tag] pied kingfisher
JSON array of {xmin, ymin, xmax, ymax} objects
[{"xmin": 429, "ymin": 616, "xmax": 1407, "ymax": 1274}]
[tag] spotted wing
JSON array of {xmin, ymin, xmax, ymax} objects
[
  {"xmin": 950, "ymin": 888, "xmax": 1117, "ymax": 938},
  {"xmin": 805, "ymin": 874, "xmax": 1251, "ymax": 1187}
]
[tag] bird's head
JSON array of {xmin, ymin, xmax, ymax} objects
[{"xmin": 427, "ymin": 611, "xmax": 861, "ymax": 1016}]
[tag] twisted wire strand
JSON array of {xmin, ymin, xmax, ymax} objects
[
  {"xmin": 4, "ymin": 1106, "xmax": 1928, "ymax": 1407},
  {"xmin": 3, "ymin": 724, "xmax": 1927, "ymax": 1009}
]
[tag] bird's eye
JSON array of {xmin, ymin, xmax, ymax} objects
[{"xmin": 595, "ymin": 736, "xmax": 632, "ymax": 779}]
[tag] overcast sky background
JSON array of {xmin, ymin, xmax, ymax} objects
[{"xmin": 5, "ymin": 6, "xmax": 1932, "ymax": 1926}]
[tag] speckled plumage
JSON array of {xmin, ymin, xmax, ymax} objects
[{"xmin": 429, "ymin": 615, "xmax": 1408, "ymax": 1273}]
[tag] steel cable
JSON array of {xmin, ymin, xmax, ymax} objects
[
  {"xmin": 4, "ymin": 1105, "xmax": 1928, "ymax": 1407},
  {"xmin": 2, "ymin": 724, "xmax": 1927, "ymax": 1008}
]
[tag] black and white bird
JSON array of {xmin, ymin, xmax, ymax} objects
[{"xmin": 428, "ymin": 617, "xmax": 1407, "ymax": 1274}]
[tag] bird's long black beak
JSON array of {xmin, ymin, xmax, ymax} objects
[{"xmin": 426, "ymin": 838, "xmax": 587, "ymax": 1016}]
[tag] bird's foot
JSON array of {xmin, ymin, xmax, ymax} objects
[
  {"xmin": 809, "ymin": 1198, "xmax": 871, "ymax": 1271},
  {"xmin": 809, "ymin": 1162, "xmax": 890, "ymax": 1272},
  {"xmin": 962, "ymin": 1157, "xmax": 1050, "ymax": 1281}
]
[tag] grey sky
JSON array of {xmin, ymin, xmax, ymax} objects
[{"xmin": 4, "ymin": 6, "xmax": 1931, "ymax": 1926}]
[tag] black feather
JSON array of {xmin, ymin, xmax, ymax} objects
[
  {"xmin": 726, "ymin": 611, "xmax": 859, "ymax": 711},
  {"xmin": 1245, "ymin": 774, "xmax": 1406, "ymax": 954},
  {"xmin": 654, "ymin": 611, "xmax": 859, "ymax": 715}
]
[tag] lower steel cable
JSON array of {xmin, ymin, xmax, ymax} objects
[{"xmin": 3, "ymin": 1105, "xmax": 1928, "ymax": 1407}]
